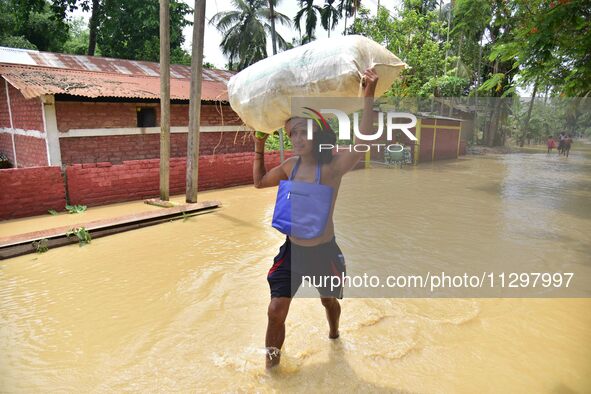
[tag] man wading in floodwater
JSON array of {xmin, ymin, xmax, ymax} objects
[{"xmin": 253, "ymin": 67, "xmax": 379, "ymax": 369}]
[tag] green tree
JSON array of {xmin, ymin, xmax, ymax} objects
[
  {"xmin": 0, "ymin": 35, "xmax": 38, "ymax": 49},
  {"xmin": 350, "ymin": 5, "xmax": 451, "ymax": 97},
  {"xmin": 403, "ymin": 0, "xmax": 439, "ymax": 14},
  {"xmin": 51, "ymin": 0, "xmax": 100, "ymax": 55},
  {"xmin": 294, "ymin": 0, "xmax": 321, "ymax": 42},
  {"xmin": 319, "ymin": 0, "xmax": 340, "ymax": 38},
  {"xmin": 338, "ymin": 0, "xmax": 360, "ymax": 35},
  {"xmin": 96, "ymin": 0, "xmax": 192, "ymax": 63},
  {"xmin": 488, "ymin": 0, "xmax": 591, "ymax": 97},
  {"xmin": 210, "ymin": 0, "xmax": 291, "ymax": 71},
  {"xmin": 0, "ymin": 0, "xmax": 69, "ymax": 51},
  {"xmin": 62, "ymin": 16, "xmax": 92, "ymax": 55},
  {"xmin": 426, "ymin": 0, "xmax": 521, "ymax": 146}
]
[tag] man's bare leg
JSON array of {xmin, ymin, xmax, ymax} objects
[
  {"xmin": 265, "ymin": 297, "xmax": 291, "ymax": 369},
  {"xmin": 321, "ymin": 297, "xmax": 341, "ymax": 339}
]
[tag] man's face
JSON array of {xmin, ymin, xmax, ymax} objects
[{"xmin": 286, "ymin": 117, "xmax": 314, "ymax": 156}]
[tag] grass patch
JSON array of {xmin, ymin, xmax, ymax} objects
[
  {"xmin": 65, "ymin": 205, "xmax": 87, "ymax": 214},
  {"xmin": 66, "ymin": 227, "xmax": 92, "ymax": 246},
  {"xmin": 31, "ymin": 239, "xmax": 49, "ymax": 253}
]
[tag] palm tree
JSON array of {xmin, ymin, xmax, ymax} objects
[
  {"xmin": 338, "ymin": 0, "xmax": 360, "ymax": 35},
  {"xmin": 294, "ymin": 0, "xmax": 322, "ymax": 42},
  {"xmin": 320, "ymin": 0, "xmax": 341, "ymax": 38},
  {"xmin": 287, "ymin": 34, "xmax": 315, "ymax": 49},
  {"xmin": 210, "ymin": 0, "xmax": 291, "ymax": 71}
]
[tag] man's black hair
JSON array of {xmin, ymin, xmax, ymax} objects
[
  {"xmin": 286, "ymin": 117, "xmax": 336, "ymax": 164},
  {"xmin": 312, "ymin": 122, "xmax": 336, "ymax": 164}
]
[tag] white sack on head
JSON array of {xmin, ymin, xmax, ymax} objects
[{"xmin": 226, "ymin": 35, "xmax": 408, "ymax": 133}]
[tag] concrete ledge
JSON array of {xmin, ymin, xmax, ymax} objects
[{"xmin": 0, "ymin": 200, "xmax": 221, "ymax": 259}]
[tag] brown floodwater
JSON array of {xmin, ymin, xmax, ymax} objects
[{"xmin": 1, "ymin": 142, "xmax": 590, "ymax": 393}]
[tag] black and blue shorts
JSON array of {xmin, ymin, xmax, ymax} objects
[{"xmin": 267, "ymin": 236, "xmax": 346, "ymax": 299}]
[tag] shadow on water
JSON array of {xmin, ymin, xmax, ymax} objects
[
  {"xmin": 268, "ymin": 341, "xmax": 409, "ymax": 393},
  {"xmin": 213, "ymin": 211, "xmax": 262, "ymax": 230}
]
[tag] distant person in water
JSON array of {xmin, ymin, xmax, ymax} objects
[
  {"xmin": 563, "ymin": 134, "xmax": 572, "ymax": 157},
  {"xmin": 547, "ymin": 135, "xmax": 556, "ymax": 154},
  {"xmin": 558, "ymin": 132, "xmax": 566, "ymax": 155},
  {"xmin": 252, "ymin": 68, "xmax": 380, "ymax": 369}
]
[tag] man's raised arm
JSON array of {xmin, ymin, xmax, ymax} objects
[{"xmin": 333, "ymin": 67, "xmax": 380, "ymax": 176}]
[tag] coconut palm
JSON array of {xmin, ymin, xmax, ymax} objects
[
  {"xmin": 210, "ymin": 0, "xmax": 291, "ymax": 71},
  {"xmin": 320, "ymin": 0, "xmax": 341, "ymax": 38},
  {"xmin": 294, "ymin": 0, "xmax": 322, "ymax": 42},
  {"xmin": 338, "ymin": 0, "xmax": 360, "ymax": 35}
]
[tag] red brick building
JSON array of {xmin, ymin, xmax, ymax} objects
[{"xmin": 0, "ymin": 46, "xmax": 254, "ymax": 168}]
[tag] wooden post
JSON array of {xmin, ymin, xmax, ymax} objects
[
  {"xmin": 268, "ymin": 0, "xmax": 285, "ymax": 162},
  {"xmin": 414, "ymin": 118, "xmax": 421, "ymax": 165},
  {"xmin": 456, "ymin": 126, "xmax": 462, "ymax": 158},
  {"xmin": 432, "ymin": 119, "xmax": 437, "ymax": 162},
  {"xmin": 186, "ymin": 0, "xmax": 206, "ymax": 203},
  {"xmin": 159, "ymin": 0, "xmax": 171, "ymax": 201}
]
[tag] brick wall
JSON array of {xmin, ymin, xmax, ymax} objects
[
  {"xmin": 0, "ymin": 79, "xmax": 13, "ymax": 165},
  {"xmin": 55, "ymin": 102, "xmax": 242, "ymax": 132},
  {"xmin": 0, "ymin": 133, "xmax": 14, "ymax": 164},
  {"xmin": 66, "ymin": 151, "xmax": 293, "ymax": 206},
  {"xmin": 13, "ymin": 134, "xmax": 48, "ymax": 167},
  {"xmin": 0, "ymin": 166, "xmax": 66, "ymax": 220},
  {"xmin": 59, "ymin": 131, "xmax": 255, "ymax": 164},
  {"xmin": 7, "ymin": 84, "xmax": 44, "ymax": 131},
  {"xmin": 198, "ymin": 104, "xmax": 242, "ymax": 126},
  {"xmin": 0, "ymin": 79, "xmax": 11, "ymax": 128},
  {"xmin": 0, "ymin": 80, "xmax": 48, "ymax": 168}
]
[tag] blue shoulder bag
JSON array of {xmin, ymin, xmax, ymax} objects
[{"xmin": 272, "ymin": 157, "xmax": 334, "ymax": 239}]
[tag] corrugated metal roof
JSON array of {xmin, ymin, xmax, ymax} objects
[{"xmin": 0, "ymin": 47, "xmax": 233, "ymax": 101}]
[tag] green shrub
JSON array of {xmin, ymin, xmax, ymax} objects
[{"xmin": 66, "ymin": 227, "xmax": 92, "ymax": 246}]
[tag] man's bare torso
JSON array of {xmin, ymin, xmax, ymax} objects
[{"xmin": 283, "ymin": 156, "xmax": 343, "ymax": 247}]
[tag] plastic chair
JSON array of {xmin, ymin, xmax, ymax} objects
[{"xmin": 385, "ymin": 149, "xmax": 405, "ymax": 167}]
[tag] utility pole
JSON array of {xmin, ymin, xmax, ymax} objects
[
  {"xmin": 186, "ymin": 0, "xmax": 206, "ymax": 203},
  {"xmin": 159, "ymin": 0, "xmax": 170, "ymax": 201},
  {"xmin": 269, "ymin": 0, "xmax": 284, "ymax": 162}
]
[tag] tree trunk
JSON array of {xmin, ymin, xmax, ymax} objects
[
  {"xmin": 269, "ymin": 0, "xmax": 278, "ymax": 55},
  {"xmin": 87, "ymin": 0, "xmax": 100, "ymax": 56},
  {"xmin": 159, "ymin": 0, "xmax": 171, "ymax": 201},
  {"xmin": 523, "ymin": 79, "xmax": 538, "ymax": 141},
  {"xmin": 544, "ymin": 85, "xmax": 549, "ymax": 104},
  {"xmin": 443, "ymin": 2, "xmax": 452, "ymax": 75},
  {"xmin": 474, "ymin": 35, "xmax": 482, "ymax": 143},
  {"xmin": 186, "ymin": 0, "xmax": 206, "ymax": 203},
  {"xmin": 486, "ymin": 99, "xmax": 501, "ymax": 147},
  {"xmin": 455, "ymin": 35, "xmax": 463, "ymax": 78}
]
